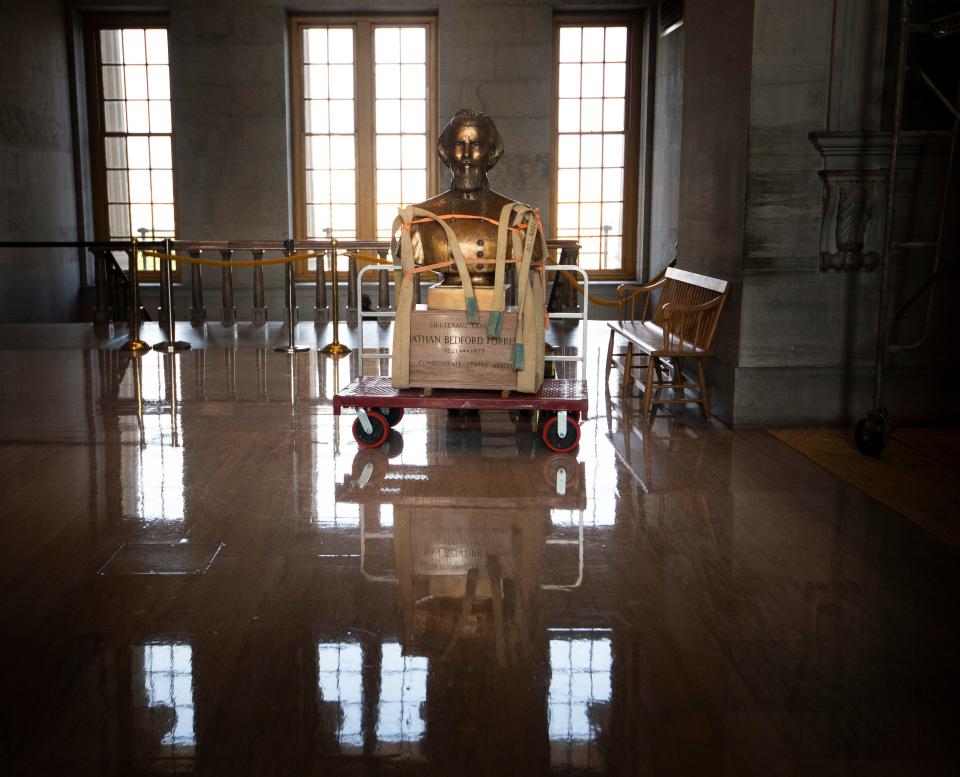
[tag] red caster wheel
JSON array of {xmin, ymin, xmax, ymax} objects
[
  {"xmin": 542, "ymin": 414, "xmax": 581, "ymax": 453},
  {"xmin": 352, "ymin": 410, "xmax": 389, "ymax": 448},
  {"xmin": 379, "ymin": 406, "xmax": 404, "ymax": 427}
]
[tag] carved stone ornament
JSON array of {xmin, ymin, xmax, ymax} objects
[
  {"xmin": 817, "ymin": 173, "xmax": 884, "ymax": 272},
  {"xmin": 809, "ymin": 130, "xmax": 950, "ymax": 272},
  {"xmin": 810, "ymin": 132, "xmax": 887, "ymax": 272}
]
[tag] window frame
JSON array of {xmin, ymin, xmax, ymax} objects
[
  {"xmin": 289, "ymin": 14, "xmax": 438, "ymax": 280},
  {"xmin": 83, "ymin": 12, "xmax": 180, "ymax": 280},
  {"xmin": 551, "ymin": 13, "xmax": 644, "ymax": 281}
]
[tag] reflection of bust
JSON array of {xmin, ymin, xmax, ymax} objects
[{"xmin": 409, "ymin": 109, "xmax": 543, "ymax": 287}]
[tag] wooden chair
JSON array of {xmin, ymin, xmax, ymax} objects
[
  {"xmin": 605, "ymin": 259, "xmax": 675, "ymax": 392},
  {"xmin": 606, "ymin": 267, "xmax": 729, "ymax": 418}
]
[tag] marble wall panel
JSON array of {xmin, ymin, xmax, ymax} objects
[
  {"xmin": 0, "ymin": 0, "xmax": 80, "ymax": 322},
  {"xmin": 733, "ymin": 364, "xmax": 873, "ymax": 427},
  {"xmin": 734, "ymin": 361, "xmax": 960, "ymax": 426},
  {"xmin": 171, "ymin": 5, "xmax": 289, "ymax": 241},
  {"xmin": 676, "ymin": 0, "xmax": 756, "ymax": 421},
  {"xmin": 738, "ymin": 268, "xmax": 879, "ymax": 368},
  {"xmin": 649, "ymin": 23, "xmax": 684, "ymax": 280}
]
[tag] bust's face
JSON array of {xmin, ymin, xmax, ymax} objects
[{"xmin": 445, "ymin": 123, "xmax": 493, "ymax": 194}]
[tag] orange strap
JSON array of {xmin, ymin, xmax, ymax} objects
[
  {"xmin": 401, "ymin": 213, "xmax": 532, "ymax": 232},
  {"xmin": 402, "ymin": 256, "xmax": 545, "ymax": 282}
]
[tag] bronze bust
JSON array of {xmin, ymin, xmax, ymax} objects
[{"xmin": 406, "ymin": 109, "xmax": 544, "ymax": 289}]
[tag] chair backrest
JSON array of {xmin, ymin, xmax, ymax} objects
[
  {"xmin": 617, "ymin": 260, "xmax": 675, "ymax": 324},
  {"xmin": 652, "ymin": 268, "xmax": 729, "ymax": 350}
]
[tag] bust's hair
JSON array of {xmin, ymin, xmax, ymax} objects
[{"xmin": 437, "ymin": 109, "xmax": 504, "ymax": 170}]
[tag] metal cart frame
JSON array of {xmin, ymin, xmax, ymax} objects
[{"xmin": 334, "ymin": 265, "xmax": 591, "ymax": 453}]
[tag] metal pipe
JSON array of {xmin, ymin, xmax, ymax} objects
[
  {"xmin": 189, "ymin": 250, "xmax": 206, "ymax": 325},
  {"xmin": 157, "ymin": 240, "xmax": 170, "ymax": 327},
  {"xmin": 93, "ymin": 249, "xmax": 109, "ymax": 324},
  {"xmin": 252, "ymin": 248, "xmax": 267, "ymax": 325},
  {"xmin": 914, "ymin": 67, "xmax": 960, "ymax": 123},
  {"xmin": 888, "ymin": 81, "xmax": 960, "ymax": 352},
  {"xmin": 871, "ymin": 0, "xmax": 910, "ymax": 409},
  {"xmin": 121, "ymin": 240, "xmax": 150, "ymax": 353},
  {"xmin": 154, "ymin": 239, "xmax": 191, "ymax": 352},
  {"xmin": 220, "ymin": 248, "xmax": 236, "ymax": 326},
  {"xmin": 275, "ymin": 240, "xmax": 308, "ymax": 353},
  {"xmin": 377, "ymin": 250, "xmax": 390, "ymax": 310},
  {"xmin": 347, "ymin": 252, "xmax": 358, "ymax": 323}
]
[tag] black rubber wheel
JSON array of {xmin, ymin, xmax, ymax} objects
[
  {"xmin": 542, "ymin": 415, "xmax": 581, "ymax": 453},
  {"xmin": 379, "ymin": 406, "xmax": 404, "ymax": 427},
  {"xmin": 353, "ymin": 410, "xmax": 389, "ymax": 448},
  {"xmin": 854, "ymin": 417, "xmax": 888, "ymax": 456},
  {"xmin": 382, "ymin": 429, "xmax": 404, "ymax": 457}
]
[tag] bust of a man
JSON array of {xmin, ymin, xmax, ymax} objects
[{"xmin": 408, "ymin": 109, "xmax": 543, "ymax": 289}]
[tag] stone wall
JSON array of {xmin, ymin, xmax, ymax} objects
[
  {"xmin": 676, "ymin": 0, "xmax": 755, "ymax": 424},
  {"xmin": 56, "ymin": 0, "xmax": 642, "ymax": 318},
  {"xmin": 736, "ymin": 0, "xmax": 958, "ymax": 426},
  {"xmin": 649, "ymin": 14, "xmax": 683, "ymax": 278},
  {"xmin": 0, "ymin": 0, "xmax": 80, "ymax": 322}
]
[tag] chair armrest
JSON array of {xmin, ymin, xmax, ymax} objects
[
  {"xmin": 660, "ymin": 296, "xmax": 724, "ymax": 351},
  {"xmin": 617, "ymin": 275, "xmax": 668, "ymax": 300},
  {"xmin": 660, "ymin": 296, "xmax": 723, "ymax": 317}
]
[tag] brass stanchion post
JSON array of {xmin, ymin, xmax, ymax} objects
[
  {"xmin": 320, "ymin": 238, "xmax": 351, "ymax": 357},
  {"xmin": 121, "ymin": 237, "xmax": 150, "ymax": 353},
  {"xmin": 189, "ymin": 250, "xmax": 206, "ymax": 325},
  {"xmin": 252, "ymin": 249, "xmax": 267, "ymax": 325},
  {"xmin": 155, "ymin": 238, "xmax": 191, "ymax": 352},
  {"xmin": 315, "ymin": 239, "xmax": 329, "ymax": 324},
  {"xmin": 220, "ymin": 248, "xmax": 237, "ymax": 326},
  {"xmin": 275, "ymin": 240, "xmax": 308, "ymax": 353}
]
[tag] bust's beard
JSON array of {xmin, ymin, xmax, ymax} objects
[{"xmin": 451, "ymin": 166, "xmax": 487, "ymax": 195}]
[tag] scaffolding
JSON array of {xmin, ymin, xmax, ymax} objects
[{"xmin": 856, "ymin": 0, "xmax": 960, "ymax": 455}]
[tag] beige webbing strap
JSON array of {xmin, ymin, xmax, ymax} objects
[
  {"xmin": 487, "ymin": 201, "xmax": 516, "ymax": 337},
  {"xmin": 511, "ymin": 207, "xmax": 539, "ymax": 371},
  {"xmin": 391, "ymin": 207, "xmax": 416, "ymax": 388},
  {"xmin": 406, "ymin": 206, "xmax": 479, "ymax": 321}
]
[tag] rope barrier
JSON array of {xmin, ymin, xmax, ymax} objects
[
  {"xmin": 549, "ymin": 263, "xmax": 644, "ymax": 308},
  {"xmin": 343, "ymin": 251, "xmax": 394, "ymax": 266},
  {"xmin": 140, "ymin": 246, "xmax": 635, "ymax": 310},
  {"xmin": 141, "ymin": 249, "xmax": 327, "ymax": 268}
]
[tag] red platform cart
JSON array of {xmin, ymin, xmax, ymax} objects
[
  {"xmin": 337, "ymin": 263, "xmax": 591, "ymax": 453},
  {"xmin": 334, "ymin": 377, "xmax": 589, "ymax": 453}
]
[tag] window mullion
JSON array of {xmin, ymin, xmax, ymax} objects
[{"xmin": 355, "ymin": 21, "xmax": 375, "ymax": 241}]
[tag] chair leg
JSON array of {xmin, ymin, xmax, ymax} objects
[
  {"xmin": 622, "ymin": 343, "xmax": 634, "ymax": 396},
  {"xmin": 605, "ymin": 330, "xmax": 616, "ymax": 381},
  {"xmin": 697, "ymin": 359, "xmax": 711, "ymax": 419},
  {"xmin": 642, "ymin": 355, "xmax": 657, "ymax": 417},
  {"xmin": 673, "ymin": 358, "xmax": 685, "ymax": 398}
]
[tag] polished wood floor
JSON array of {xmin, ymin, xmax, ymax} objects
[{"xmin": 1, "ymin": 326, "xmax": 957, "ymax": 776}]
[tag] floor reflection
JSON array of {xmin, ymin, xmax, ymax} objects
[
  {"xmin": 2, "ymin": 343, "xmax": 957, "ymax": 775},
  {"xmin": 133, "ymin": 641, "xmax": 196, "ymax": 771},
  {"xmin": 548, "ymin": 631, "xmax": 612, "ymax": 771},
  {"xmin": 120, "ymin": 355, "xmax": 185, "ymax": 525}
]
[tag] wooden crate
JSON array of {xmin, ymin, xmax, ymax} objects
[{"xmin": 406, "ymin": 306, "xmax": 521, "ymax": 391}]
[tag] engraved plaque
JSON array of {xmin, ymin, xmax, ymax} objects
[
  {"xmin": 407, "ymin": 307, "xmax": 520, "ymax": 390},
  {"xmin": 412, "ymin": 511, "xmax": 515, "ymax": 577}
]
